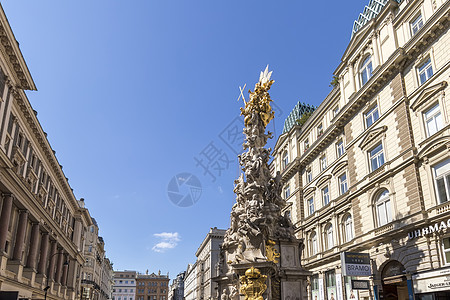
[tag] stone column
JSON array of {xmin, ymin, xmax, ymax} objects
[
  {"xmin": 349, "ymin": 62, "xmax": 356, "ymax": 95},
  {"xmin": 371, "ymin": 33, "xmax": 380, "ymax": 67},
  {"xmin": 37, "ymin": 233, "xmax": 49, "ymax": 274},
  {"xmin": 12, "ymin": 210, "xmax": 28, "ymax": 262},
  {"xmin": 61, "ymin": 260, "xmax": 69, "ymax": 286},
  {"xmin": 67, "ymin": 259, "xmax": 78, "ymax": 289},
  {"xmin": 73, "ymin": 219, "xmax": 82, "ymax": 250},
  {"xmin": 0, "ymin": 194, "xmax": 13, "ymax": 253},
  {"xmin": 48, "ymin": 241, "xmax": 57, "ymax": 281},
  {"xmin": 26, "ymin": 223, "xmax": 40, "ymax": 270},
  {"xmin": 55, "ymin": 251, "xmax": 64, "ymax": 284}
]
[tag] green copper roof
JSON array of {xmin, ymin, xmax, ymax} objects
[
  {"xmin": 351, "ymin": 0, "xmax": 402, "ymax": 37},
  {"xmin": 282, "ymin": 102, "xmax": 316, "ymax": 134}
]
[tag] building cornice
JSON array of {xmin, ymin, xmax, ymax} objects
[{"xmin": 0, "ymin": 4, "xmax": 36, "ymax": 90}]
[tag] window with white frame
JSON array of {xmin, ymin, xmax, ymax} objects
[
  {"xmin": 433, "ymin": 159, "xmax": 450, "ymax": 204},
  {"xmin": 306, "ymin": 169, "xmax": 312, "ymax": 183},
  {"xmin": 365, "ymin": 105, "xmax": 379, "ymax": 127},
  {"xmin": 424, "ymin": 103, "xmax": 443, "ymax": 137},
  {"xmin": 284, "ymin": 184, "xmax": 291, "ymax": 199},
  {"xmin": 411, "ymin": 14, "xmax": 424, "ymax": 36},
  {"xmin": 343, "ymin": 214, "xmax": 353, "ymax": 242},
  {"xmin": 325, "ymin": 224, "xmax": 334, "ymax": 250},
  {"xmin": 282, "ymin": 151, "xmax": 289, "ymax": 169},
  {"xmin": 337, "ymin": 139, "xmax": 344, "ymax": 158},
  {"xmin": 360, "ymin": 55, "xmax": 373, "ymax": 86},
  {"xmin": 308, "ymin": 197, "xmax": 314, "ymax": 215},
  {"xmin": 320, "ymin": 155, "xmax": 327, "ymax": 171},
  {"xmin": 322, "ymin": 186, "xmax": 330, "ymax": 206},
  {"xmin": 318, "ymin": 124, "xmax": 323, "ymax": 136},
  {"xmin": 442, "ymin": 237, "xmax": 450, "ymax": 264},
  {"xmin": 333, "ymin": 106, "xmax": 340, "ymax": 117},
  {"xmin": 311, "ymin": 275, "xmax": 319, "ymax": 299},
  {"xmin": 375, "ymin": 189, "xmax": 392, "ymax": 226},
  {"xmin": 418, "ymin": 58, "xmax": 433, "ymax": 85},
  {"xmin": 310, "ymin": 232, "xmax": 318, "ymax": 256},
  {"xmin": 339, "ymin": 173, "xmax": 348, "ymax": 195},
  {"xmin": 304, "ymin": 139, "xmax": 310, "ymax": 151},
  {"xmin": 369, "ymin": 143, "xmax": 385, "ymax": 171}
]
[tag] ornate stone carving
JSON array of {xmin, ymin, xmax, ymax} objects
[{"xmin": 222, "ymin": 67, "xmax": 297, "ymax": 265}]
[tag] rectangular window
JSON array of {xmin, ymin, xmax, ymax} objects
[
  {"xmin": 411, "ymin": 14, "xmax": 424, "ymax": 36},
  {"xmin": 339, "ymin": 173, "xmax": 348, "ymax": 195},
  {"xmin": 443, "ymin": 237, "xmax": 450, "ymax": 264},
  {"xmin": 320, "ymin": 156, "xmax": 327, "ymax": 171},
  {"xmin": 322, "ymin": 186, "xmax": 330, "ymax": 206},
  {"xmin": 325, "ymin": 270, "xmax": 336, "ymax": 300},
  {"xmin": 284, "ymin": 185, "xmax": 291, "ymax": 199},
  {"xmin": 311, "ymin": 275, "xmax": 319, "ymax": 300},
  {"xmin": 370, "ymin": 143, "xmax": 385, "ymax": 171},
  {"xmin": 306, "ymin": 170, "xmax": 312, "ymax": 183},
  {"xmin": 418, "ymin": 58, "xmax": 433, "ymax": 85},
  {"xmin": 337, "ymin": 140, "xmax": 344, "ymax": 158},
  {"xmin": 304, "ymin": 139, "xmax": 310, "ymax": 152},
  {"xmin": 333, "ymin": 106, "xmax": 340, "ymax": 117},
  {"xmin": 433, "ymin": 159, "xmax": 450, "ymax": 204},
  {"xmin": 317, "ymin": 124, "xmax": 323, "ymax": 136},
  {"xmin": 308, "ymin": 197, "xmax": 314, "ymax": 215},
  {"xmin": 365, "ymin": 105, "xmax": 379, "ymax": 127},
  {"xmin": 424, "ymin": 103, "xmax": 443, "ymax": 137}
]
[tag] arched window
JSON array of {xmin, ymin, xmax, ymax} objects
[
  {"xmin": 310, "ymin": 232, "xmax": 318, "ymax": 256},
  {"xmin": 324, "ymin": 224, "xmax": 334, "ymax": 250},
  {"xmin": 375, "ymin": 189, "xmax": 392, "ymax": 226},
  {"xmin": 360, "ymin": 55, "xmax": 373, "ymax": 86},
  {"xmin": 342, "ymin": 214, "xmax": 353, "ymax": 242},
  {"xmin": 282, "ymin": 151, "xmax": 289, "ymax": 169}
]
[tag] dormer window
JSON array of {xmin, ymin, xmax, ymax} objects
[{"xmin": 360, "ymin": 55, "xmax": 373, "ymax": 86}]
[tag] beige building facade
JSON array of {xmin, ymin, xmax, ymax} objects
[
  {"xmin": 272, "ymin": 0, "xmax": 450, "ymax": 299},
  {"xmin": 0, "ymin": 4, "xmax": 113, "ymax": 300}
]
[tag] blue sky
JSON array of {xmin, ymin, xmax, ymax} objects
[{"xmin": 3, "ymin": 1, "xmax": 366, "ymax": 278}]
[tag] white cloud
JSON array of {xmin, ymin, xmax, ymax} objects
[{"xmin": 152, "ymin": 232, "xmax": 180, "ymax": 253}]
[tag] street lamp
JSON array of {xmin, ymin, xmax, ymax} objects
[{"xmin": 44, "ymin": 252, "xmax": 69, "ymax": 300}]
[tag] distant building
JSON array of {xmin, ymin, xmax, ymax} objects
[
  {"xmin": 168, "ymin": 272, "xmax": 185, "ymax": 300},
  {"xmin": 136, "ymin": 271, "xmax": 169, "ymax": 300},
  {"xmin": 113, "ymin": 271, "xmax": 137, "ymax": 300},
  {"xmin": 81, "ymin": 219, "xmax": 114, "ymax": 300},
  {"xmin": 183, "ymin": 263, "xmax": 197, "ymax": 300}
]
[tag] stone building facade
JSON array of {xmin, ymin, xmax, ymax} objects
[
  {"xmin": 0, "ymin": 4, "xmax": 113, "ymax": 300},
  {"xmin": 112, "ymin": 271, "xmax": 136, "ymax": 300},
  {"xmin": 135, "ymin": 271, "xmax": 169, "ymax": 300},
  {"xmin": 183, "ymin": 263, "xmax": 197, "ymax": 300},
  {"xmin": 272, "ymin": 0, "xmax": 450, "ymax": 299},
  {"xmin": 168, "ymin": 271, "xmax": 185, "ymax": 300},
  {"xmin": 81, "ymin": 219, "xmax": 114, "ymax": 300}
]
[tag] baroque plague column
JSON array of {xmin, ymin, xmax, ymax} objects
[{"xmin": 215, "ymin": 67, "xmax": 309, "ymax": 300}]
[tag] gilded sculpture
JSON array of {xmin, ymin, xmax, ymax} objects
[
  {"xmin": 239, "ymin": 267, "xmax": 267, "ymax": 300},
  {"xmin": 265, "ymin": 239, "xmax": 280, "ymax": 263}
]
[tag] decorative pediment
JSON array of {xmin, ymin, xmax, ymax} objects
[
  {"xmin": 316, "ymin": 175, "xmax": 332, "ymax": 188},
  {"xmin": 418, "ymin": 136, "xmax": 450, "ymax": 161},
  {"xmin": 410, "ymin": 81, "xmax": 447, "ymax": 111},
  {"xmin": 331, "ymin": 160, "xmax": 348, "ymax": 176},
  {"xmin": 303, "ymin": 186, "xmax": 316, "ymax": 197},
  {"xmin": 359, "ymin": 126, "xmax": 387, "ymax": 150}
]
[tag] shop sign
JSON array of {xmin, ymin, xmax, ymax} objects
[
  {"xmin": 408, "ymin": 218, "xmax": 450, "ymax": 239},
  {"xmin": 351, "ymin": 280, "xmax": 370, "ymax": 290},
  {"xmin": 413, "ymin": 267, "xmax": 450, "ymax": 293},
  {"xmin": 341, "ymin": 252, "xmax": 371, "ymax": 277}
]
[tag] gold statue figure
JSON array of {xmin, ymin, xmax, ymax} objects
[
  {"xmin": 265, "ymin": 239, "xmax": 280, "ymax": 263},
  {"xmin": 239, "ymin": 267, "xmax": 267, "ymax": 300},
  {"xmin": 240, "ymin": 65, "xmax": 275, "ymax": 127}
]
